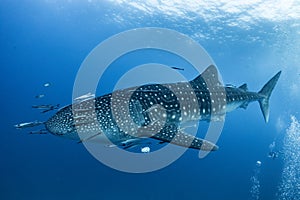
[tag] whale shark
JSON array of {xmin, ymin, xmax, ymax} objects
[{"xmin": 44, "ymin": 65, "xmax": 281, "ymax": 151}]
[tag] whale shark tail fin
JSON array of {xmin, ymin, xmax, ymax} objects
[{"xmin": 258, "ymin": 71, "xmax": 281, "ymax": 123}]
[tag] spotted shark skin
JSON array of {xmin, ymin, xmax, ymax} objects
[{"xmin": 45, "ymin": 65, "xmax": 281, "ymax": 151}]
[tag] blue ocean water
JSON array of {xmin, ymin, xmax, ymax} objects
[{"xmin": 1, "ymin": 1, "xmax": 300, "ymax": 199}]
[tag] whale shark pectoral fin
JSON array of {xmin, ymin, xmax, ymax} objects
[{"xmin": 151, "ymin": 129, "xmax": 218, "ymax": 151}]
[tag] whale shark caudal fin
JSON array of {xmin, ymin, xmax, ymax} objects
[{"xmin": 258, "ymin": 71, "xmax": 282, "ymax": 123}]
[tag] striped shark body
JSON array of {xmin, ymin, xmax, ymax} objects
[{"xmin": 45, "ymin": 65, "xmax": 281, "ymax": 151}]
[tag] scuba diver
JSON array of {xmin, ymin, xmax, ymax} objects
[
  {"xmin": 268, "ymin": 151, "xmax": 279, "ymax": 159},
  {"xmin": 268, "ymin": 141, "xmax": 283, "ymax": 160}
]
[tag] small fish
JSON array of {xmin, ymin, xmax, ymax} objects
[
  {"xmin": 74, "ymin": 92, "xmax": 95, "ymax": 102},
  {"xmin": 29, "ymin": 129, "xmax": 48, "ymax": 134},
  {"xmin": 14, "ymin": 121, "xmax": 44, "ymax": 129},
  {"xmin": 171, "ymin": 66, "xmax": 184, "ymax": 71},
  {"xmin": 44, "ymin": 83, "xmax": 50, "ymax": 87},
  {"xmin": 41, "ymin": 104, "xmax": 60, "ymax": 113},
  {"xmin": 32, "ymin": 104, "xmax": 60, "ymax": 113},
  {"xmin": 32, "ymin": 104, "xmax": 54, "ymax": 109},
  {"xmin": 35, "ymin": 94, "xmax": 45, "ymax": 99}
]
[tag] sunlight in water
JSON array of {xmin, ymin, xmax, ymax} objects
[
  {"xmin": 278, "ymin": 115, "xmax": 300, "ymax": 199},
  {"xmin": 109, "ymin": 0, "xmax": 300, "ymax": 25}
]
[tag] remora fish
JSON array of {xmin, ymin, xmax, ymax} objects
[
  {"xmin": 32, "ymin": 104, "xmax": 60, "ymax": 113},
  {"xmin": 44, "ymin": 65, "xmax": 281, "ymax": 151},
  {"xmin": 14, "ymin": 121, "xmax": 44, "ymax": 129}
]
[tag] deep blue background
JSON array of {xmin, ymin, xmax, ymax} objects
[{"xmin": 1, "ymin": 1, "xmax": 299, "ymax": 200}]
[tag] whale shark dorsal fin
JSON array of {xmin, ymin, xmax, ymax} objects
[
  {"xmin": 192, "ymin": 65, "xmax": 221, "ymax": 86},
  {"xmin": 200, "ymin": 65, "xmax": 220, "ymax": 82},
  {"xmin": 239, "ymin": 83, "xmax": 248, "ymax": 91}
]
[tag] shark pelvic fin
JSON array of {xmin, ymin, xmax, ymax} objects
[
  {"xmin": 239, "ymin": 83, "xmax": 248, "ymax": 91},
  {"xmin": 258, "ymin": 71, "xmax": 282, "ymax": 123},
  {"xmin": 240, "ymin": 102, "xmax": 249, "ymax": 109}
]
